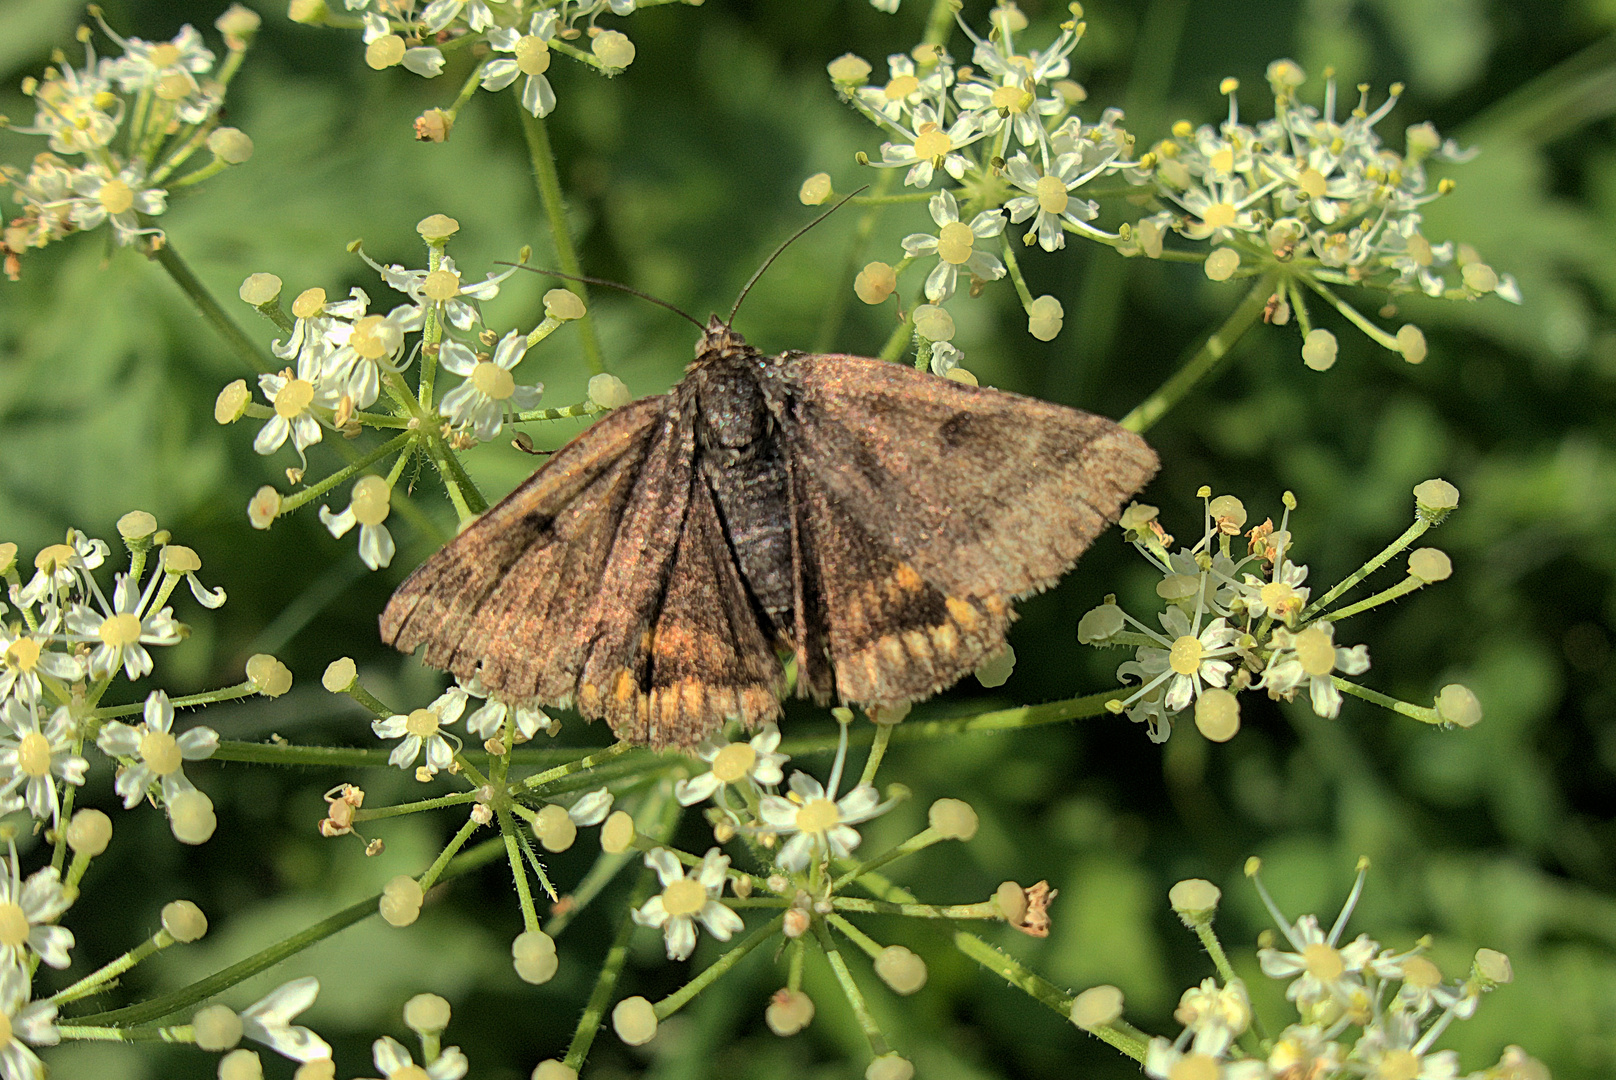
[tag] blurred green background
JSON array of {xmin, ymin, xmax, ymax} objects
[{"xmin": 2, "ymin": 0, "xmax": 1615, "ymax": 1077}]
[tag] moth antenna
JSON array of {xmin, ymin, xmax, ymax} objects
[
  {"xmin": 504, "ymin": 264, "xmax": 705, "ymax": 330},
  {"xmin": 727, "ymin": 187, "xmax": 869, "ymax": 328}
]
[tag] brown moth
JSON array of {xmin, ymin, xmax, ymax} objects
[{"xmin": 380, "ymin": 316, "xmax": 1157, "ymax": 749}]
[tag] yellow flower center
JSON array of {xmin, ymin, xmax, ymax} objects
[
  {"xmin": 1298, "ymin": 168, "xmax": 1327, "ymax": 198},
  {"xmin": 884, "ymin": 74, "xmax": 919, "ymax": 100},
  {"xmin": 351, "ymin": 476, "xmax": 391, "ymax": 527},
  {"xmin": 1302, "ymin": 941, "xmax": 1344, "ymax": 981},
  {"xmin": 1167, "ymin": 1053, "xmax": 1219, "ymax": 1080},
  {"xmin": 661, "ymin": 877, "xmax": 706, "ymax": 918},
  {"xmin": 795, "ymin": 797, "xmax": 840, "ymax": 834},
  {"xmin": 1377, "ymin": 1049, "xmax": 1420, "ymax": 1080},
  {"xmin": 1200, "ymin": 202, "xmax": 1237, "ymax": 230},
  {"xmin": 0, "ymin": 903, "xmax": 28, "ymax": 948},
  {"xmin": 1035, "ymin": 174, "xmax": 1068, "ymax": 215},
  {"xmin": 471, "ymin": 361, "xmax": 516, "ymax": 401},
  {"xmin": 516, "ymin": 36, "xmax": 551, "ymax": 75},
  {"xmin": 98, "ymin": 178, "xmax": 134, "ymax": 215},
  {"xmin": 274, "ymin": 378, "xmax": 315, "ymax": 419},
  {"xmin": 913, "ymin": 125, "xmax": 951, "ymax": 161},
  {"xmin": 4, "ymin": 639, "xmax": 40, "ymax": 674},
  {"xmin": 422, "ymin": 269, "xmax": 460, "ymax": 302},
  {"xmin": 936, "ymin": 221, "xmax": 975, "ymax": 265},
  {"xmin": 1400, "ymin": 955, "xmax": 1441, "ymax": 988},
  {"xmin": 17, "ymin": 732, "xmax": 52, "ymax": 778},
  {"xmin": 1407, "ymin": 233, "xmax": 1432, "ymax": 267},
  {"xmin": 99, "ymin": 612, "xmax": 143, "ymax": 648},
  {"xmin": 711, "ymin": 742, "xmax": 757, "ymax": 784},
  {"xmin": 404, "ymin": 708, "xmax": 439, "ymax": 739},
  {"xmin": 991, "ymin": 83, "xmax": 1032, "ymax": 113},
  {"xmin": 1293, "ymin": 626, "xmax": 1336, "ymax": 677},
  {"xmin": 155, "ymin": 71, "xmax": 192, "ymax": 101},
  {"xmin": 1209, "ymin": 148, "xmax": 1234, "ymax": 174},
  {"xmin": 292, "ymin": 287, "xmax": 326, "ymax": 319},
  {"xmin": 149, "ymin": 43, "xmax": 182, "ymax": 69},
  {"xmin": 1169, "ymin": 635, "xmax": 1203, "ymax": 675},
  {"xmin": 1259, "ymin": 581, "xmax": 1297, "ymax": 617},
  {"xmin": 34, "ymin": 544, "xmax": 74, "ymax": 573},
  {"xmin": 392, "ymin": 1067, "xmax": 429, "ymax": 1080},
  {"xmin": 139, "ymin": 729, "xmax": 181, "ymax": 775},
  {"xmin": 351, "ymin": 314, "xmax": 397, "ymax": 360}
]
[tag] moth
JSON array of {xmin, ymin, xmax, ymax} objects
[{"xmin": 380, "ymin": 313, "xmax": 1157, "ymax": 749}]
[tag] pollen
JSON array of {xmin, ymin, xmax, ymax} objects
[
  {"xmin": 140, "ymin": 729, "xmax": 182, "ymax": 775},
  {"xmin": 711, "ymin": 742, "xmax": 757, "ymax": 784},
  {"xmin": 99, "ymin": 612, "xmax": 143, "ymax": 648},
  {"xmin": 471, "ymin": 361, "xmax": 516, "ymax": 401},
  {"xmin": 422, "ymin": 269, "xmax": 460, "ymax": 302},
  {"xmin": 796, "ymin": 797, "xmax": 839, "ymax": 834},
  {"xmin": 1301, "ymin": 941, "xmax": 1344, "ymax": 981},
  {"xmin": 274, "ymin": 378, "xmax": 314, "ymax": 419},
  {"xmin": 1035, "ymin": 175, "xmax": 1068, "ymax": 215},
  {"xmin": 937, "ymin": 221, "xmax": 975, "ymax": 264},
  {"xmin": 4, "ymin": 639, "xmax": 40, "ymax": 674},
  {"xmin": 97, "ymin": 178, "xmax": 134, "ymax": 215},
  {"xmin": 913, "ymin": 125, "xmax": 951, "ymax": 161},
  {"xmin": 661, "ymin": 877, "xmax": 706, "ymax": 918},
  {"xmin": 884, "ymin": 74, "xmax": 919, "ymax": 100},
  {"xmin": 351, "ymin": 314, "xmax": 398, "ymax": 360},
  {"xmin": 1292, "ymin": 626, "xmax": 1335, "ymax": 676},
  {"xmin": 16, "ymin": 732, "xmax": 52, "ymax": 778},
  {"xmin": 516, "ymin": 36, "xmax": 551, "ymax": 75},
  {"xmin": 403, "ymin": 708, "xmax": 440, "ymax": 739},
  {"xmin": 1168, "ymin": 635, "xmax": 1202, "ymax": 675}
]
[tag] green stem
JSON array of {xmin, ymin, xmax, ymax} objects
[
  {"xmin": 1119, "ymin": 272, "xmax": 1276, "ymax": 433},
  {"xmin": 655, "ymin": 914, "xmax": 783, "ymax": 1018},
  {"xmin": 50, "ymin": 930, "xmax": 172, "ymax": 1006},
  {"xmin": 1301, "ymin": 518, "xmax": 1429, "ymax": 621},
  {"xmin": 829, "ymin": 896, "xmax": 999, "ymax": 919},
  {"xmin": 277, "ymin": 432, "xmax": 413, "ymax": 515},
  {"xmin": 518, "ymin": 107, "xmax": 605, "ymax": 375},
  {"xmin": 210, "ymin": 741, "xmax": 391, "ymax": 768},
  {"xmin": 812, "ymin": 919, "xmax": 892, "ymax": 1058},
  {"xmin": 831, "ymin": 826, "xmax": 945, "ymax": 892},
  {"xmin": 146, "ymin": 237, "xmax": 276, "ymax": 374},
  {"xmin": 857, "ymin": 723, "xmax": 893, "ymax": 788},
  {"xmin": 1322, "ymin": 575, "xmax": 1425, "ymax": 622},
  {"xmin": 1332, "ymin": 678, "xmax": 1439, "ymax": 724},
  {"xmin": 516, "ymin": 740, "xmax": 637, "ymax": 794},
  {"xmin": 65, "ymin": 837, "xmax": 506, "ymax": 1027},
  {"xmin": 499, "ymin": 807, "xmax": 542, "ymax": 932},
  {"xmin": 1193, "ymin": 921, "xmax": 1238, "ymax": 987}
]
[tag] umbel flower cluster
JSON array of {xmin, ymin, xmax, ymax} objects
[
  {"xmin": 287, "ymin": 0, "xmax": 702, "ymax": 140},
  {"xmin": 219, "ymin": 214, "xmax": 632, "ymax": 571},
  {"xmin": 814, "ymin": 2, "xmax": 1518, "ymax": 382},
  {"xmin": 1071, "ymin": 861, "xmax": 1544, "ymax": 1080},
  {"xmin": 1080, "ymin": 480, "xmax": 1479, "ymax": 743},
  {"xmin": 0, "ymin": 7, "xmax": 260, "ymax": 279}
]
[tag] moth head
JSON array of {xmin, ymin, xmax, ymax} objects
[{"xmin": 698, "ymin": 315, "xmax": 747, "ymax": 358}]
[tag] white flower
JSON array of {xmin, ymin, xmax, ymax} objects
[
  {"xmin": 361, "ymin": 13, "xmax": 445, "ymax": 78},
  {"xmin": 1143, "ymin": 1039, "xmax": 1266, "ymax": 1080},
  {"xmin": 319, "ymin": 294, "xmax": 423, "ymax": 410},
  {"xmin": 458, "ymin": 674, "xmax": 556, "ymax": 741},
  {"xmin": 569, "ymin": 788, "xmax": 614, "ymax": 826},
  {"xmin": 68, "ymin": 162, "xmax": 167, "ymax": 246},
  {"xmin": 0, "ymin": 698, "xmax": 87, "ymax": 829},
  {"xmin": 372, "ymin": 1034, "xmax": 467, "ymax": 1080},
  {"xmin": 1352, "ymin": 1010, "xmax": 1460, "ymax": 1080},
  {"xmin": 271, "ymin": 286, "xmax": 368, "ymax": 381},
  {"xmin": 363, "ymin": 253, "xmax": 514, "ymax": 332},
  {"xmin": 253, "ymin": 366, "xmax": 339, "ymax": 464},
  {"xmin": 437, "ymin": 330, "xmax": 544, "ymax": 442},
  {"xmin": 0, "ymin": 965, "xmax": 60, "ymax": 1080},
  {"xmin": 95, "ymin": 689, "xmax": 218, "ymax": 810},
  {"xmin": 372, "ymin": 688, "xmax": 466, "ymax": 776},
  {"xmin": 20, "ymin": 44, "xmax": 120, "ymax": 154},
  {"xmin": 757, "ymin": 722, "xmax": 885, "ymax": 871},
  {"xmin": 240, "ymin": 977, "xmax": 332, "ymax": 1062},
  {"xmin": 102, "ymin": 24, "xmax": 216, "ymax": 94},
  {"xmin": 320, "ymin": 475, "xmax": 396, "ymax": 571},
  {"xmin": 1258, "ymin": 622, "xmax": 1369, "ymax": 719},
  {"xmin": 1233, "ymin": 557, "xmax": 1310, "ymax": 624},
  {"xmin": 1116, "ymin": 606, "xmax": 1240, "ymax": 723},
  {"xmin": 0, "ymin": 627, "xmax": 82, "ymax": 705},
  {"xmin": 674, "ymin": 723, "xmax": 788, "ymax": 806},
  {"xmin": 0, "ymin": 845, "xmax": 74, "ymax": 970},
  {"xmin": 900, "ymin": 189, "xmax": 1005, "ymax": 302},
  {"xmin": 421, "ymin": 0, "xmax": 503, "ymax": 33},
  {"xmin": 632, "ymin": 847, "xmax": 743, "ymax": 961},
  {"xmin": 1003, "ymin": 150, "xmax": 1113, "ymax": 252},
  {"xmin": 877, "ymin": 104, "xmax": 983, "ymax": 188},
  {"xmin": 1254, "ymin": 862, "xmax": 1377, "ymax": 1015},
  {"xmin": 853, "ymin": 52, "xmax": 952, "ymax": 125},
  {"xmin": 483, "ymin": 13, "xmax": 559, "ymax": 119},
  {"xmin": 60, "ymin": 571, "xmax": 183, "ymax": 682},
  {"xmin": 13, "ymin": 531, "xmax": 106, "ymax": 611}
]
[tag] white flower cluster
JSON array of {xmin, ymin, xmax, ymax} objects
[
  {"xmin": 1118, "ymin": 864, "xmax": 1528, "ymax": 1080},
  {"xmin": 0, "ymin": 10, "xmax": 257, "ymax": 277},
  {"xmin": 1, "ymin": 523, "xmax": 223, "ymax": 832},
  {"xmin": 228, "ymin": 242, "xmax": 578, "ymax": 569},
  {"xmin": 1080, "ymin": 491, "xmax": 1376, "ymax": 743},
  {"xmin": 312, "ymin": 0, "xmax": 672, "ymax": 121},
  {"xmin": 828, "ymin": 2, "xmax": 1518, "ymax": 364}
]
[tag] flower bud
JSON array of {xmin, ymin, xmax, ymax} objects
[
  {"xmin": 854, "ymin": 262, "xmax": 896, "ymax": 305},
  {"xmin": 1436, "ymin": 684, "xmax": 1481, "ymax": 728},
  {"xmin": 1194, "ymin": 688, "xmax": 1240, "ymax": 742},
  {"xmin": 162, "ymin": 900, "xmax": 208, "ymax": 942},
  {"xmin": 246, "ymin": 654, "xmax": 293, "ymax": 697},
  {"xmin": 404, "ymin": 993, "xmax": 451, "ymax": 1035},
  {"xmin": 535, "ymin": 804, "xmax": 576, "ymax": 852},
  {"xmin": 322, "ymin": 658, "xmax": 357, "ymax": 693},
  {"xmin": 1204, "ymin": 247, "xmax": 1240, "ymax": 281},
  {"xmin": 209, "ymin": 127, "xmax": 254, "ymax": 164},
  {"xmin": 194, "ymin": 1004, "xmax": 244, "ymax": 1050},
  {"xmin": 799, "ymin": 173, "xmax": 833, "ymax": 206},
  {"xmin": 1301, "ymin": 328, "xmax": 1338, "ymax": 371},
  {"xmin": 1069, "ymin": 984, "xmax": 1124, "ymax": 1029},
  {"xmin": 874, "ymin": 945, "xmax": 927, "ymax": 995},
  {"xmin": 612, "ymin": 996, "xmax": 657, "ymax": 1045},
  {"xmin": 588, "ymin": 373, "xmax": 632, "ymax": 410},
  {"xmin": 532, "ymin": 1062, "xmax": 577, "ymax": 1080},
  {"xmin": 169, "ymin": 790, "xmax": 217, "ymax": 845},
  {"xmin": 66, "ymin": 809, "xmax": 112, "ymax": 856},
  {"xmin": 827, "ymin": 54, "xmax": 872, "ymax": 84},
  {"xmin": 380, "ymin": 875, "xmax": 424, "ymax": 927},
  {"xmin": 601, "ymin": 810, "xmax": 635, "ymax": 854},
  {"xmin": 1408, "ymin": 547, "xmax": 1452, "ymax": 583},
  {"xmin": 216, "ymin": 380, "xmax": 251, "ymax": 424},
  {"xmin": 513, "ymin": 929, "xmax": 559, "ymax": 984},
  {"xmin": 1027, "ymin": 295, "xmax": 1063, "ymax": 341},
  {"xmin": 866, "ymin": 1054, "xmax": 914, "ymax": 1080},
  {"xmin": 592, "ymin": 31, "xmax": 635, "ymax": 70},
  {"xmin": 765, "ymin": 988, "xmax": 814, "ymax": 1035},
  {"xmin": 546, "ymin": 289, "xmax": 586, "ymax": 321},
  {"xmin": 928, "ymin": 798, "xmax": 978, "ymax": 841},
  {"xmin": 1168, "ymin": 879, "xmax": 1221, "ymax": 925}
]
